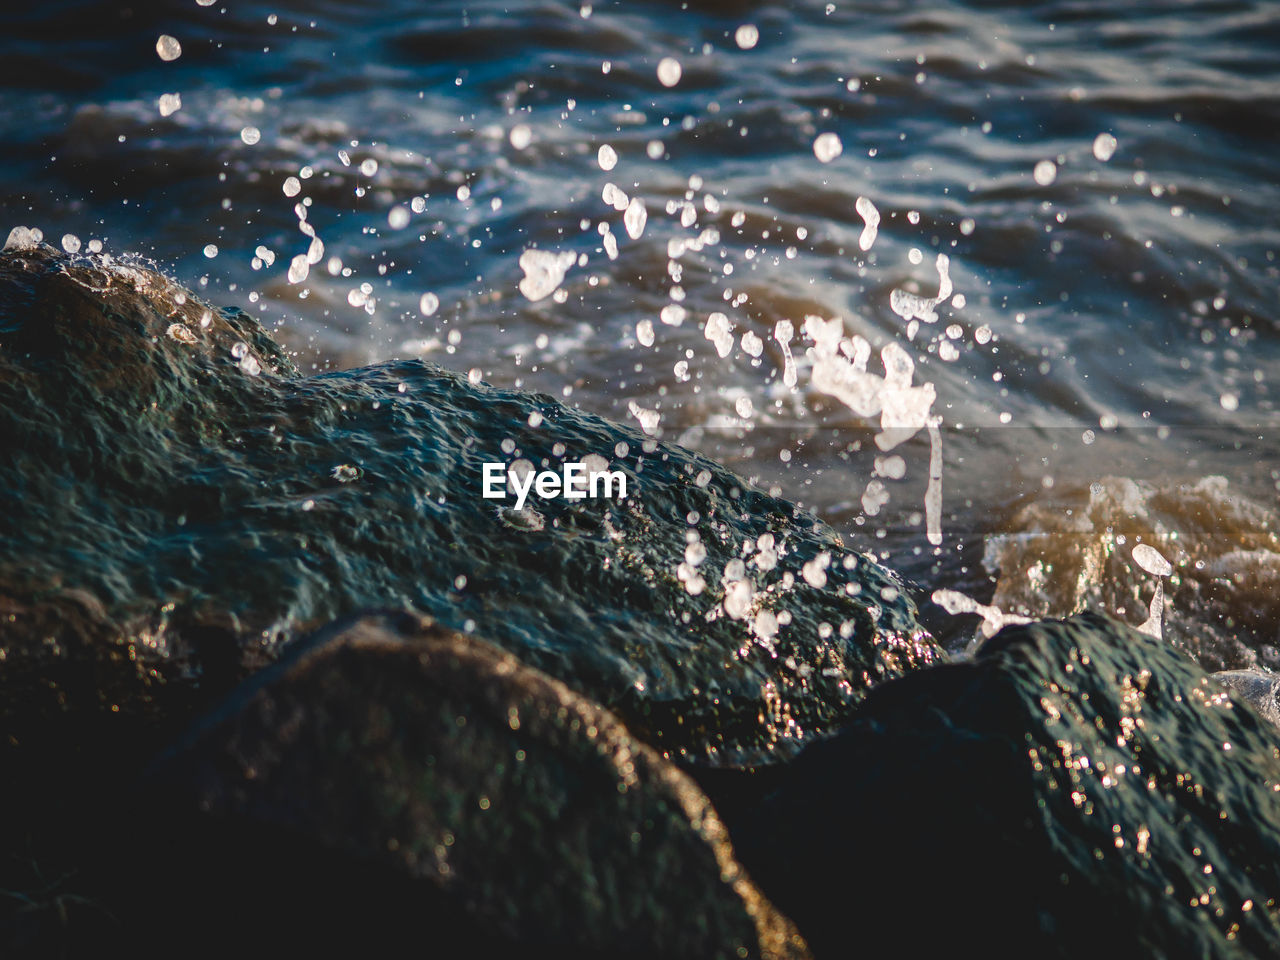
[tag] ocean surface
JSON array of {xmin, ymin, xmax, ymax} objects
[{"xmin": 3, "ymin": 0, "xmax": 1279, "ymax": 654}]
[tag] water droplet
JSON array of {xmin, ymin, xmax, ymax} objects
[
  {"xmin": 61, "ymin": 234, "xmax": 81, "ymax": 254},
  {"xmin": 774, "ymin": 320, "xmax": 797, "ymax": 387},
  {"xmin": 510, "ymin": 124, "xmax": 532, "ymax": 150},
  {"xmin": 636, "ymin": 319, "xmax": 655, "ymax": 346},
  {"xmin": 657, "ymin": 57, "xmax": 683, "ymax": 87},
  {"xmin": 628, "ymin": 401, "xmax": 661, "ymax": 435},
  {"xmin": 203, "ymin": 244, "xmax": 218, "ymax": 258},
  {"xmin": 1132, "ymin": 544, "xmax": 1172, "ymax": 577},
  {"xmin": 240, "ymin": 126, "xmax": 261, "ymax": 146},
  {"xmin": 1033, "ymin": 159, "xmax": 1058, "ymax": 186},
  {"xmin": 1093, "ymin": 132, "xmax": 1118, "ymax": 162},
  {"xmin": 802, "ymin": 552, "xmax": 831, "ymax": 588},
  {"xmin": 287, "ymin": 254, "xmax": 309, "ymax": 284},
  {"xmin": 722, "ymin": 580, "xmax": 753, "ymax": 619},
  {"xmin": 704, "ymin": 312, "xmax": 734, "ymax": 358},
  {"xmin": 283, "ymin": 176, "xmax": 301, "ymax": 197},
  {"xmin": 158, "ymin": 93, "xmax": 182, "ymax": 117},
  {"xmin": 855, "ymin": 196, "xmax": 879, "ymax": 250},
  {"xmin": 517, "ymin": 248, "xmax": 576, "ymax": 301},
  {"xmin": 597, "ymin": 143, "xmax": 618, "ymax": 171},
  {"xmin": 623, "ymin": 197, "xmax": 647, "ymax": 239},
  {"xmin": 332, "ymin": 464, "xmax": 362, "ymax": 483},
  {"xmin": 360, "ymin": 158, "xmax": 378, "ymax": 177},
  {"xmin": 419, "ymin": 292, "xmax": 440, "ymax": 316},
  {"xmin": 813, "ymin": 132, "xmax": 843, "ymax": 163},
  {"xmin": 156, "ymin": 35, "xmax": 182, "ymax": 61},
  {"xmin": 734, "ymin": 24, "xmax": 759, "ymax": 49},
  {"xmin": 388, "ymin": 205, "xmax": 410, "ymax": 229},
  {"xmin": 602, "ymin": 182, "xmax": 629, "ymax": 211}
]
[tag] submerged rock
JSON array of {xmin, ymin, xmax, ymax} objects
[
  {"xmin": 0, "ymin": 244, "xmax": 937, "ymax": 764},
  {"xmin": 141, "ymin": 612, "xmax": 809, "ymax": 959},
  {"xmin": 736, "ymin": 614, "xmax": 1280, "ymax": 958}
]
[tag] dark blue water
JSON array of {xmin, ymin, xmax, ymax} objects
[{"xmin": 3, "ymin": 0, "xmax": 1279, "ymax": 650}]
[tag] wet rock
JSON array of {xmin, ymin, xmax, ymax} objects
[
  {"xmin": 140, "ymin": 612, "xmax": 809, "ymax": 959},
  {"xmin": 984, "ymin": 475, "xmax": 1280, "ymax": 672},
  {"xmin": 0, "ymin": 244, "xmax": 938, "ymax": 765},
  {"xmin": 735, "ymin": 614, "xmax": 1280, "ymax": 958}
]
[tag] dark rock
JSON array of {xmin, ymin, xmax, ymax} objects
[
  {"xmin": 735, "ymin": 614, "xmax": 1280, "ymax": 959},
  {"xmin": 137, "ymin": 612, "xmax": 809, "ymax": 959},
  {"xmin": 0, "ymin": 243, "xmax": 938, "ymax": 767}
]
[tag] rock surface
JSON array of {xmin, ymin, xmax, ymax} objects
[
  {"xmin": 0, "ymin": 244, "xmax": 938, "ymax": 767},
  {"xmin": 140, "ymin": 612, "xmax": 809, "ymax": 959},
  {"xmin": 735, "ymin": 614, "xmax": 1280, "ymax": 958}
]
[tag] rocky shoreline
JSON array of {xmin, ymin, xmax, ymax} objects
[{"xmin": 3, "ymin": 240, "xmax": 1279, "ymax": 957}]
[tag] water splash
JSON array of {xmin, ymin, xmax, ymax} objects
[
  {"xmin": 855, "ymin": 197, "xmax": 880, "ymax": 251},
  {"xmin": 931, "ymin": 588, "xmax": 1032, "ymax": 653},
  {"xmin": 518, "ymin": 249, "xmax": 576, "ymax": 302}
]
